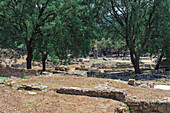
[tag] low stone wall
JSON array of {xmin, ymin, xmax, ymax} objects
[
  {"xmin": 0, "ymin": 65, "xmax": 38, "ymax": 77},
  {"xmin": 125, "ymin": 101, "xmax": 170, "ymax": 113},
  {"xmin": 87, "ymin": 71, "xmax": 134, "ymax": 80},
  {"xmin": 57, "ymin": 86, "xmax": 127, "ymax": 101},
  {"xmin": 56, "ymin": 86, "xmax": 170, "ymax": 113}
]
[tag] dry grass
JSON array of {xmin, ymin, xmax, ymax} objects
[
  {"xmin": 0, "ymin": 56, "xmax": 169, "ymax": 112},
  {"xmin": 17, "ymin": 74, "xmax": 170, "ymax": 101},
  {"xmin": 0, "ymin": 83, "xmax": 124, "ymax": 113},
  {"xmin": 17, "ymin": 75, "xmax": 107, "ymax": 89}
]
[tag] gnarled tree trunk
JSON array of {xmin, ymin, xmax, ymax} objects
[{"xmin": 130, "ymin": 50, "xmax": 142, "ymax": 74}]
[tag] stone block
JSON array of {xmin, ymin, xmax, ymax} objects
[
  {"xmin": 128, "ymin": 79, "xmax": 136, "ymax": 86},
  {"xmin": 57, "ymin": 86, "xmax": 127, "ymax": 101}
]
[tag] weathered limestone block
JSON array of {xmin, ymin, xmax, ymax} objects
[
  {"xmin": 128, "ymin": 79, "xmax": 136, "ymax": 86},
  {"xmin": 75, "ymin": 65, "xmax": 88, "ymax": 71},
  {"xmin": 80, "ymin": 64, "xmax": 85, "ymax": 69},
  {"xmin": 12, "ymin": 84, "xmax": 48, "ymax": 91},
  {"xmin": 65, "ymin": 72, "xmax": 87, "ymax": 77},
  {"xmin": 55, "ymin": 66, "xmax": 70, "ymax": 71},
  {"xmin": 125, "ymin": 101, "xmax": 170, "ymax": 113},
  {"xmin": 56, "ymin": 86, "xmax": 127, "ymax": 101},
  {"xmin": 91, "ymin": 63, "xmax": 107, "ymax": 69},
  {"xmin": 79, "ymin": 58, "xmax": 90, "ymax": 62},
  {"xmin": 69, "ymin": 62, "xmax": 79, "ymax": 65},
  {"xmin": 104, "ymin": 70, "xmax": 116, "ymax": 74}
]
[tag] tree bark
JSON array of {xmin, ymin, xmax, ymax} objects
[
  {"xmin": 41, "ymin": 53, "xmax": 47, "ymax": 71},
  {"xmin": 25, "ymin": 37, "xmax": 34, "ymax": 69},
  {"xmin": 155, "ymin": 53, "xmax": 164, "ymax": 70},
  {"xmin": 130, "ymin": 50, "xmax": 142, "ymax": 74},
  {"xmin": 26, "ymin": 48, "xmax": 33, "ymax": 69},
  {"xmin": 117, "ymin": 50, "xmax": 120, "ymax": 57}
]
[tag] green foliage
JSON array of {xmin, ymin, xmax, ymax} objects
[
  {"xmin": 1, "ymin": 0, "xmax": 168, "ymax": 72},
  {"xmin": 41, "ymin": 105, "xmax": 45, "ymax": 107},
  {"xmin": 22, "ymin": 73, "xmax": 28, "ymax": 79},
  {"xmin": 126, "ymin": 104, "xmax": 130, "ymax": 111},
  {"xmin": 38, "ymin": 81, "xmax": 42, "ymax": 85},
  {"xmin": 0, "ymin": 0, "xmax": 96, "ymax": 70},
  {"xmin": 1, "ymin": 77, "xmax": 8, "ymax": 82},
  {"xmin": 88, "ymin": 0, "xmax": 169, "ymax": 73}
]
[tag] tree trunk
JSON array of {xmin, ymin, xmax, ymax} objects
[
  {"xmin": 26, "ymin": 48, "xmax": 33, "ymax": 69},
  {"xmin": 123, "ymin": 51, "xmax": 126, "ymax": 57},
  {"xmin": 117, "ymin": 50, "xmax": 120, "ymax": 57},
  {"xmin": 130, "ymin": 51, "xmax": 142, "ymax": 74},
  {"xmin": 42, "ymin": 54, "xmax": 47, "ymax": 71},
  {"xmin": 25, "ymin": 38, "xmax": 34, "ymax": 69},
  {"xmin": 155, "ymin": 53, "xmax": 164, "ymax": 70}
]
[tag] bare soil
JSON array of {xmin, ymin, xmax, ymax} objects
[
  {"xmin": 16, "ymin": 74, "xmax": 170, "ymax": 101},
  {"xmin": 0, "ymin": 76, "xmax": 125, "ymax": 113},
  {"xmin": 0, "ymin": 56, "xmax": 170, "ymax": 112},
  {"xmin": 1, "ymin": 74, "xmax": 170, "ymax": 112},
  {"xmin": 0, "ymin": 87, "xmax": 124, "ymax": 113}
]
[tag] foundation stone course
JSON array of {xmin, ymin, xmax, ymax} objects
[
  {"xmin": 125, "ymin": 101, "xmax": 170, "ymax": 113},
  {"xmin": 0, "ymin": 66, "xmax": 38, "ymax": 77},
  {"xmin": 56, "ymin": 86, "xmax": 127, "ymax": 101}
]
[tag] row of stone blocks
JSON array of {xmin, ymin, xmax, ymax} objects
[
  {"xmin": 57, "ymin": 86, "xmax": 127, "ymax": 101},
  {"xmin": 125, "ymin": 101, "xmax": 170, "ymax": 113},
  {"xmin": 0, "ymin": 65, "xmax": 38, "ymax": 77},
  {"xmin": 56, "ymin": 86, "xmax": 170, "ymax": 113}
]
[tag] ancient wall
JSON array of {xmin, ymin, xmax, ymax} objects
[
  {"xmin": 56, "ymin": 86, "xmax": 170, "ymax": 113},
  {"xmin": 0, "ymin": 65, "xmax": 38, "ymax": 77},
  {"xmin": 57, "ymin": 86, "xmax": 127, "ymax": 101},
  {"xmin": 125, "ymin": 101, "xmax": 170, "ymax": 113}
]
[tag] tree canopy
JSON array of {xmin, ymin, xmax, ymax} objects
[
  {"xmin": 87, "ymin": 0, "xmax": 170, "ymax": 73},
  {"xmin": 0, "ymin": 0, "xmax": 97, "ymax": 71},
  {"xmin": 0, "ymin": 0, "xmax": 169, "ymax": 73}
]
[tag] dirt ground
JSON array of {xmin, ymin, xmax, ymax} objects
[
  {"xmin": 0, "ymin": 55, "xmax": 170, "ymax": 112},
  {"xmin": 0, "ymin": 86, "xmax": 124, "ymax": 113},
  {"xmin": 0, "ymin": 75, "xmax": 126, "ymax": 113},
  {"xmin": 16, "ymin": 74, "xmax": 170, "ymax": 101},
  {"xmin": 0, "ymin": 74, "xmax": 170, "ymax": 113}
]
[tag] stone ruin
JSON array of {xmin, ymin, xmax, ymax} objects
[
  {"xmin": 57, "ymin": 86, "xmax": 127, "ymax": 101},
  {"xmin": 125, "ymin": 100, "xmax": 170, "ymax": 113},
  {"xmin": 93, "ymin": 42, "xmax": 98, "ymax": 59},
  {"xmin": 55, "ymin": 66, "xmax": 70, "ymax": 71},
  {"xmin": 0, "ymin": 65, "xmax": 38, "ymax": 77},
  {"xmin": 75, "ymin": 64, "xmax": 89, "ymax": 71},
  {"xmin": 64, "ymin": 72, "xmax": 87, "ymax": 76},
  {"xmin": 56, "ymin": 83, "xmax": 170, "ymax": 113},
  {"xmin": 128, "ymin": 79, "xmax": 154, "ymax": 88}
]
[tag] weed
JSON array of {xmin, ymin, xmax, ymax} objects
[
  {"xmin": 42, "ymin": 105, "xmax": 45, "ymax": 107},
  {"xmin": 22, "ymin": 73, "xmax": 27, "ymax": 79},
  {"xmin": 0, "ymin": 105, "xmax": 4, "ymax": 110},
  {"xmin": 38, "ymin": 80, "xmax": 42, "ymax": 85},
  {"xmin": 126, "ymin": 104, "xmax": 130, "ymax": 111},
  {"xmin": 27, "ymin": 101, "xmax": 36, "ymax": 104},
  {"xmin": 42, "ymin": 87, "xmax": 46, "ymax": 90},
  {"xmin": 2, "ymin": 77, "xmax": 8, "ymax": 82}
]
